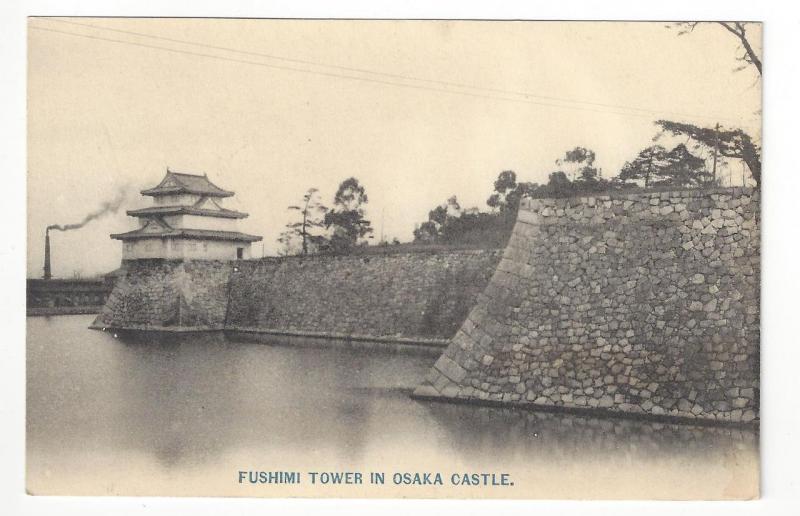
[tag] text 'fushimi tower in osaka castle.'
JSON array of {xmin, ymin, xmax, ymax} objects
[{"xmin": 112, "ymin": 169, "xmax": 262, "ymax": 260}]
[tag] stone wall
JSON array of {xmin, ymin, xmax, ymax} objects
[
  {"xmin": 91, "ymin": 260, "xmax": 233, "ymax": 331},
  {"xmin": 92, "ymin": 249, "xmax": 502, "ymax": 340},
  {"xmin": 414, "ymin": 188, "xmax": 760, "ymax": 424},
  {"xmin": 226, "ymin": 250, "xmax": 502, "ymax": 340}
]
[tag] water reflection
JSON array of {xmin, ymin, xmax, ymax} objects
[
  {"xmin": 108, "ymin": 333, "xmax": 245, "ymax": 468},
  {"xmin": 422, "ymin": 402, "xmax": 756, "ymax": 463},
  {"xmin": 27, "ymin": 315, "xmax": 758, "ymax": 498}
]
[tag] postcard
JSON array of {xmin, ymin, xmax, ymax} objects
[{"xmin": 26, "ymin": 18, "xmax": 761, "ymax": 499}]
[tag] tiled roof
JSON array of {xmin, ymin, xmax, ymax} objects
[
  {"xmin": 111, "ymin": 227, "xmax": 262, "ymax": 242},
  {"xmin": 141, "ymin": 171, "xmax": 235, "ymax": 197},
  {"xmin": 127, "ymin": 206, "xmax": 248, "ymax": 219}
]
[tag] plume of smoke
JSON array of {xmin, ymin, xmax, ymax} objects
[{"xmin": 47, "ymin": 186, "xmax": 130, "ymax": 233}]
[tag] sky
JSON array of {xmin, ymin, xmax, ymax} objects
[{"xmin": 27, "ymin": 19, "xmax": 762, "ymax": 278}]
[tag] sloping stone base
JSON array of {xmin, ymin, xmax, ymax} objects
[{"xmin": 415, "ymin": 188, "xmax": 760, "ymax": 424}]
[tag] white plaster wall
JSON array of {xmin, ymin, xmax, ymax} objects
[
  {"xmin": 163, "ymin": 214, "xmax": 238, "ymax": 231},
  {"xmin": 122, "ymin": 239, "xmax": 168, "ymax": 259},
  {"xmin": 171, "ymin": 239, "xmax": 250, "ymax": 260},
  {"xmin": 122, "ymin": 238, "xmax": 250, "ymax": 260},
  {"xmin": 152, "ymin": 194, "xmax": 203, "ymax": 206}
]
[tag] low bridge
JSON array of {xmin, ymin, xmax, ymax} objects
[{"xmin": 27, "ymin": 278, "xmax": 115, "ymax": 316}]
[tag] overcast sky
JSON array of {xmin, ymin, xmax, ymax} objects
[{"xmin": 27, "ymin": 19, "xmax": 761, "ymax": 278}]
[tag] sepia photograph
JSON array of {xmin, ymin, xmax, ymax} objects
[{"xmin": 24, "ymin": 17, "xmax": 762, "ymax": 500}]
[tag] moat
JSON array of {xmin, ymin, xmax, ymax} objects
[{"xmin": 27, "ymin": 315, "xmax": 758, "ymax": 498}]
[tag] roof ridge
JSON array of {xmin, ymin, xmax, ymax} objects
[
  {"xmin": 142, "ymin": 170, "xmax": 234, "ymax": 197},
  {"xmin": 168, "ymin": 171, "xmax": 207, "ymax": 178}
]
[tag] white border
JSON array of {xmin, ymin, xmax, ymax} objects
[{"xmin": 3, "ymin": 1, "xmax": 799, "ymax": 515}]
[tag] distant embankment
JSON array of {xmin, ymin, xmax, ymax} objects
[
  {"xmin": 414, "ymin": 187, "xmax": 760, "ymax": 425},
  {"xmin": 27, "ymin": 278, "xmax": 114, "ymax": 316},
  {"xmin": 91, "ymin": 249, "xmax": 503, "ymax": 344}
]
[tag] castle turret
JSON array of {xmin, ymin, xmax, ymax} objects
[{"xmin": 111, "ymin": 169, "xmax": 261, "ymax": 260}]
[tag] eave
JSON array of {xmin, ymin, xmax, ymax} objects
[
  {"xmin": 126, "ymin": 206, "xmax": 248, "ymax": 219},
  {"xmin": 111, "ymin": 228, "xmax": 262, "ymax": 243}
]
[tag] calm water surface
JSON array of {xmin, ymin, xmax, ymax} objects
[{"xmin": 27, "ymin": 315, "xmax": 758, "ymax": 498}]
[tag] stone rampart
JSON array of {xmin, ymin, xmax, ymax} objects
[
  {"xmin": 414, "ymin": 188, "xmax": 760, "ymax": 424},
  {"xmin": 225, "ymin": 250, "xmax": 500, "ymax": 340},
  {"xmin": 91, "ymin": 250, "xmax": 502, "ymax": 341},
  {"xmin": 91, "ymin": 259, "xmax": 233, "ymax": 331}
]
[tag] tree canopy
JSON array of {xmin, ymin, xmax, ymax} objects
[
  {"xmin": 281, "ymin": 187, "xmax": 328, "ymax": 256},
  {"xmin": 276, "ymin": 178, "xmax": 374, "ymax": 256},
  {"xmin": 324, "ymin": 177, "xmax": 373, "ymax": 253},
  {"xmin": 620, "ymin": 143, "xmax": 712, "ymax": 188},
  {"xmin": 660, "ymin": 143, "xmax": 711, "ymax": 187},
  {"xmin": 486, "ymin": 170, "xmax": 538, "ymax": 215},
  {"xmin": 655, "ymin": 120, "xmax": 761, "ymax": 187}
]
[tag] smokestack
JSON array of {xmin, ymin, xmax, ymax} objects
[
  {"xmin": 44, "ymin": 228, "xmax": 52, "ymax": 280},
  {"xmin": 42, "ymin": 186, "xmax": 129, "ymax": 280}
]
